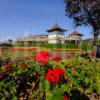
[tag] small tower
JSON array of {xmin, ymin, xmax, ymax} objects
[
  {"xmin": 47, "ymin": 24, "xmax": 67, "ymax": 44},
  {"xmin": 69, "ymin": 31, "xmax": 83, "ymax": 44}
]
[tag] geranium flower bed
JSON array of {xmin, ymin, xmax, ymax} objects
[{"xmin": 0, "ymin": 51, "xmax": 100, "ymax": 100}]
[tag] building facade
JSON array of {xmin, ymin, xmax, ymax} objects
[
  {"xmin": 47, "ymin": 24, "xmax": 66, "ymax": 44},
  {"xmin": 65, "ymin": 31, "xmax": 83, "ymax": 44},
  {"xmin": 16, "ymin": 34, "xmax": 48, "ymax": 45},
  {"xmin": 16, "ymin": 24, "xmax": 83, "ymax": 45}
]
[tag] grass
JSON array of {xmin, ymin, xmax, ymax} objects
[
  {"xmin": 0, "ymin": 51, "xmax": 33, "ymax": 58},
  {"xmin": 0, "ymin": 46, "xmax": 86, "ymax": 59}
]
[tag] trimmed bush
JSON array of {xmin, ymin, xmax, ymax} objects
[{"xmin": 15, "ymin": 43, "xmax": 78, "ymax": 49}]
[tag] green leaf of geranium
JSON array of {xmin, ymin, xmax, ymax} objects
[
  {"xmin": 51, "ymin": 95, "xmax": 64, "ymax": 100},
  {"xmin": 1, "ymin": 97, "xmax": 6, "ymax": 100},
  {"xmin": 85, "ymin": 78, "xmax": 90, "ymax": 84},
  {"xmin": 61, "ymin": 84, "xmax": 70, "ymax": 92},
  {"xmin": 52, "ymin": 88, "xmax": 64, "ymax": 95},
  {"xmin": 11, "ymin": 96, "xmax": 17, "ymax": 100},
  {"xmin": 45, "ymin": 81, "xmax": 50, "ymax": 91},
  {"xmin": 46, "ymin": 93, "xmax": 53, "ymax": 100}
]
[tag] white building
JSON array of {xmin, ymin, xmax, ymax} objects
[
  {"xmin": 16, "ymin": 24, "xmax": 83, "ymax": 45},
  {"xmin": 47, "ymin": 24, "xmax": 67, "ymax": 44},
  {"xmin": 16, "ymin": 34, "xmax": 48, "ymax": 45},
  {"xmin": 65, "ymin": 31, "xmax": 83, "ymax": 44}
]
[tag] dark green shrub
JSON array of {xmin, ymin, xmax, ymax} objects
[{"xmin": 82, "ymin": 43, "xmax": 93, "ymax": 51}]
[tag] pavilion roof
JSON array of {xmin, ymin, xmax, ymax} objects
[
  {"xmin": 47, "ymin": 24, "xmax": 67, "ymax": 32},
  {"xmin": 69, "ymin": 31, "xmax": 83, "ymax": 36}
]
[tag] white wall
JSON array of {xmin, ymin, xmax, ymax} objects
[
  {"xmin": 48, "ymin": 31, "xmax": 65, "ymax": 44},
  {"xmin": 48, "ymin": 34, "xmax": 57, "ymax": 39},
  {"xmin": 48, "ymin": 40, "xmax": 58, "ymax": 44},
  {"xmin": 69, "ymin": 35, "xmax": 82, "ymax": 40}
]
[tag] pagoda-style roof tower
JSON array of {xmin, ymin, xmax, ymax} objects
[
  {"xmin": 47, "ymin": 24, "xmax": 67, "ymax": 32},
  {"xmin": 69, "ymin": 31, "xmax": 83, "ymax": 36}
]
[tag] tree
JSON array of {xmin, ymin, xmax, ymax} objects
[
  {"xmin": 7, "ymin": 39, "xmax": 13, "ymax": 44},
  {"xmin": 64, "ymin": 0, "xmax": 100, "ymax": 55}
]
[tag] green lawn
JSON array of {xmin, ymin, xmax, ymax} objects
[{"xmin": 0, "ymin": 51, "xmax": 34, "ymax": 58}]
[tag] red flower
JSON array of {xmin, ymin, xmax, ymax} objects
[
  {"xmin": 53, "ymin": 68, "xmax": 65, "ymax": 76},
  {"xmin": 39, "ymin": 51, "xmax": 49, "ymax": 57},
  {"xmin": 64, "ymin": 96, "xmax": 69, "ymax": 100},
  {"xmin": 53, "ymin": 56, "xmax": 62, "ymax": 62},
  {"xmin": 46, "ymin": 68, "xmax": 65, "ymax": 83},
  {"xmin": 88, "ymin": 51, "xmax": 94, "ymax": 58},
  {"xmin": 34, "ymin": 54, "xmax": 49, "ymax": 65},
  {"xmin": 21, "ymin": 63, "xmax": 27, "ymax": 69},
  {"xmin": 34, "ymin": 51, "xmax": 62, "ymax": 64},
  {"xmin": 0, "ymin": 74, "xmax": 6, "ymax": 79},
  {"xmin": 49, "ymin": 54, "xmax": 54, "ymax": 59},
  {"xmin": 2, "ymin": 64, "xmax": 11, "ymax": 70},
  {"xmin": 34, "ymin": 51, "xmax": 50, "ymax": 64}
]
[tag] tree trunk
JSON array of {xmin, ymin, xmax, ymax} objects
[{"xmin": 93, "ymin": 30, "xmax": 99, "ymax": 57}]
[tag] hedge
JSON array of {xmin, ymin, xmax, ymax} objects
[{"xmin": 15, "ymin": 43, "xmax": 78, "ymax": 49}]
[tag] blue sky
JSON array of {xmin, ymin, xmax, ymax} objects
[{"xmin": 0, "ymin": 0, "xmax": 93, "ymax": 42}]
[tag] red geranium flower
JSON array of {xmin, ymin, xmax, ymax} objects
[
  {"xmin": 0, "ymin": 73, "xmax": 6, "ymax": 79},
  {"xmin": 34, "ymin": 51, "xmax": 50, "ymax": 64},
  {"xmin": 49, "ymin": 54, "xmax": 54, "ymax": 59},
  {"xmin": 34, "ymin": 54, "xmax": 49, "ymax": 64},
  {"xmin": 53, "ymin": 56, "xmax": 62, "ymax": 62},
  {"xmin": 64, "ymin": 96, "xmax": 69, "ymax": 100},
  {"xmin": 88, "ymin": 51, "xmax": 94, "ymax": 58},
  {"xmin": 46, "ymin": 68, "xmax": 65, "ymax": 83},
  {"xmin": 39, "ymin": 51, "xmax": 49, "ymax": 57},
  {"xmin": 34, "ymin": 51, "xmax": 62, "ymax": 64},
  {"xmin": 53, "ymin": 68, "xmax": 65, "ymax": 76},
  {"xmin": 21, "ymin": 63, "xmax": 27, "ymax": 69},
  {"xmin": 2, "ymin": 64, "xmax": 11, "ymax": 70}
]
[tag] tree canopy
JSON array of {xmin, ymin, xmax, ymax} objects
[{"xmin": 65, "ymin": 0, "xmax": 100, "ymax": 36}]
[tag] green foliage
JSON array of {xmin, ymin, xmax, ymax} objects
[
  {"xmin": 40, "ymin": 43, "xmax": 78, "ymax": 49},
  {"xmin": 65, "ymin": 0, "xmax": 100, "ymax": 36},
  {"xmin": 0, "ymin": 56, "xmax": 100, "ymax": 99},
  {"xmin": 15, "ymin": 43, "xmax": 78, "ymax": 49},
  {"xmin": 82, "ymin": 43, "xmax": 92, "ymax": 51}
]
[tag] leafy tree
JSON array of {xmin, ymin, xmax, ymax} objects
[
  {"xmin": 7, "ymin": 39, "xmax": 13, "ymax": 44},
  {"xmin": 64, "ymin": 0, "xmax": 100, "ymax": 53}
]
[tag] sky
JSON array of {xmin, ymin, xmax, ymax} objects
[{"xmin": 0, "ymin": 0, "xmax": 93, "ymax": 42}]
